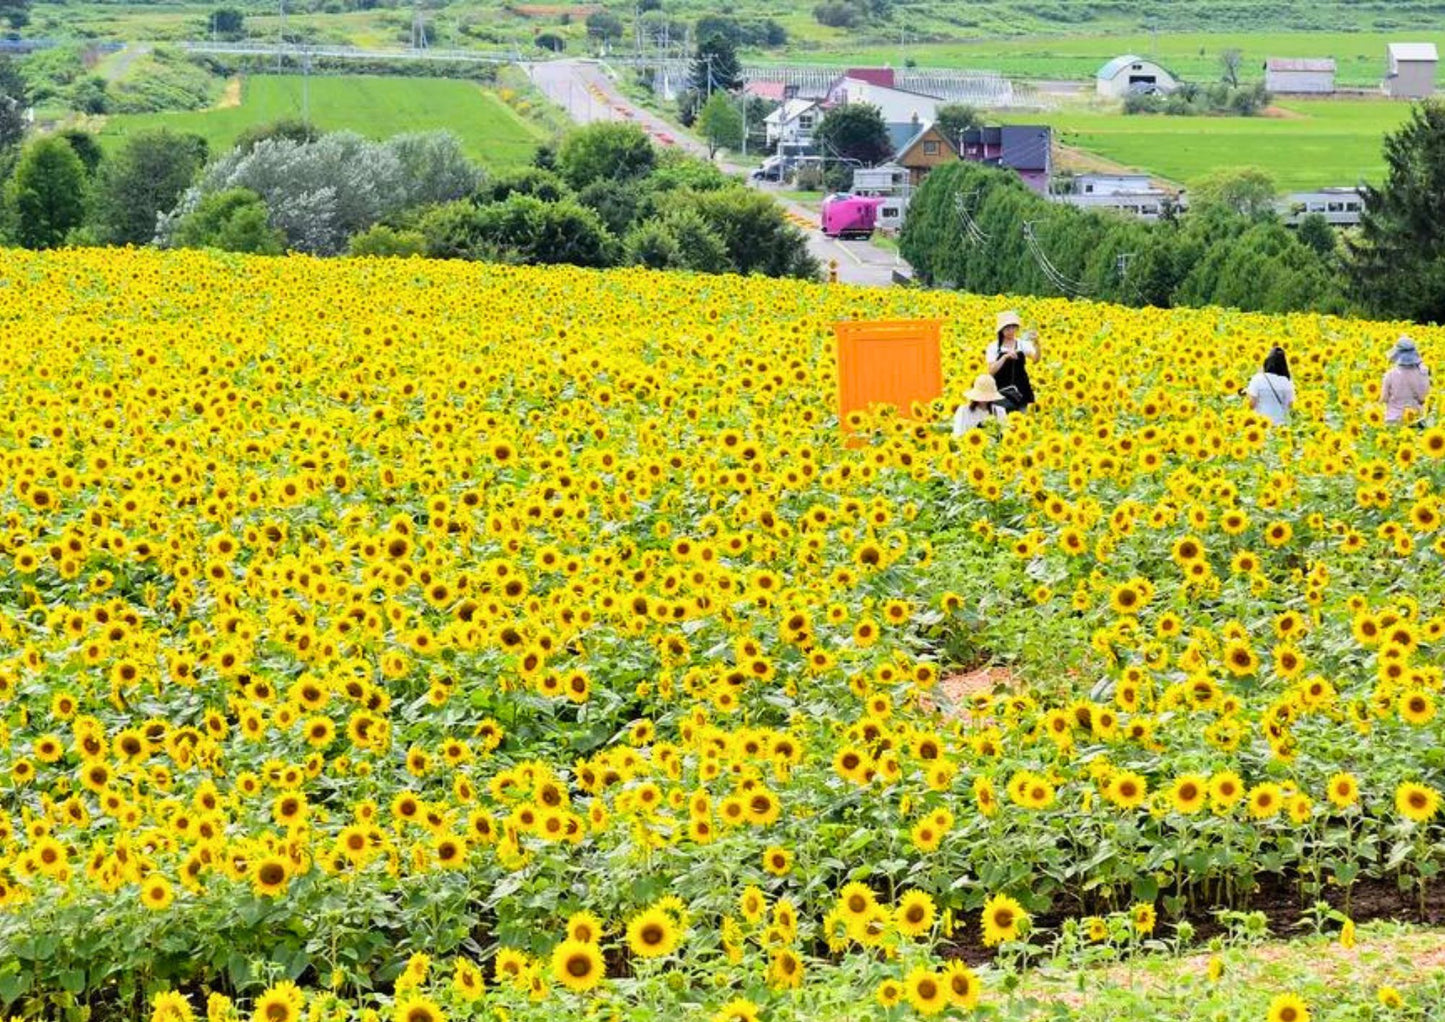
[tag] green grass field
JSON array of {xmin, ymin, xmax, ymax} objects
[
  {"xmin": 764, "ymin": 31, "xmax": 1445, "ymax": 86},
  {"xmin": 97, "ymin": 75, "xmax": 549, "ymax": 168},
  {"xmin": 1048, "ymin": 98, "xmax": 1413, "ymax": 189}
]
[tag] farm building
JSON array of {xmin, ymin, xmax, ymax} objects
[
  {"xmin": 1385, "ymin": 43, "xmax": 1438, "ymax": 98},
  {"xmin": 1096, "ymin": 55, "xmax": 1177, "ymax": 98},
  {"xmin": 893, "ymin": 123, "xmax": 959, "ymax": 186},
  {"xmin": 1264, "ymin": 58, "xmax": 1336, "ymax": 94}
]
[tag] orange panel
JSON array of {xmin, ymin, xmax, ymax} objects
[{"xmin": 833, "ymin": 319, "xmax": 944, "ymax": 428}]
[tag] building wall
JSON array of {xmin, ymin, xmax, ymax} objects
[
  {"xmin": 1096, "ymin": 60, "xmax": 1175, "ymax": 98},
  {"xmin": 1387, "ymin": 62, "xmax": 1437, "ymax": 98},
  {"xmin": 1265, "ymin": 70, "xmax": 1335, "ymax": 93},
  {"xmin": 898, "ymin": 128, "xmax": 957, "ymax": 185},
  {"xmin": 830, "ymin": 80, "xmax": 939, "ymax": 124}
]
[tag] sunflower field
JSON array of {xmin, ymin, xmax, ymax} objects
[{"xmin": 2, "ymin": 247, "xmax": 1445, "ymax": 1022}]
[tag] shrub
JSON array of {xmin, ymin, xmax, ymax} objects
[
  {"xmin": 172, "ymin": 187, "xmax": 284, "ymax": 254},
  {"xmin": 347, "ymin": 224, "xmax": 427, "ymax": 257}
]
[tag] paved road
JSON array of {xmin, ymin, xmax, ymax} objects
[{"xmin": 527, "ymin": 59, "xmax": 908, "ymax": 287}]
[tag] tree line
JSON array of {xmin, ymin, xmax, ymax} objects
[
  {"xmin": 902, "ymin": 101, "xmax": 1445, "ymax": 324},
  {"xmin": 0, "ymin": 64, "xmax": 819, "ymax": 281}
]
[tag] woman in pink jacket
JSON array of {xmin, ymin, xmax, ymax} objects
[{"xmin": 1381, "ymin": 336, "xmax": 1430, "ymax": 425}]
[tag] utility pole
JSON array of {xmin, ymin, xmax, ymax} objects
[
  {"xmin": 301, "ymin": 45, "xmax": 311, "ymax": 125},
  {"xmin": 276, "ymin": 0, "xmax": 286, "ymax": 71}
]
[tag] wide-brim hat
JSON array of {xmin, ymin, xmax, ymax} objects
[
  {"xmin": 1391, "ymin": 335, "xmax": 1423, "ymax": 367},
  {"xmin": 965, "ymin": 374, "xmax": 1003, "ymax": 403},
  {"xmin": 996, "ymin": 310, "xmax": 1021, "ymax": 334}
]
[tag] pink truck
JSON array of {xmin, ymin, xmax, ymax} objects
[{"xmin": 821, "ymin": 194, "xmax": 884, "ymax": 239}]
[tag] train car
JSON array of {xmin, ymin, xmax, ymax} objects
[{"xmin": 821, "ymin": 194, "xmax": 884, "ymax": 239}]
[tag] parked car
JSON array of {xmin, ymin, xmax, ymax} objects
[{"xmin": 750, "ymin": 156, "xmax": 786, "ymax": 182}]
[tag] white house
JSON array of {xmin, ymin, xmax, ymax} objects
[
  {"xmin": 1264, "ymin": 58, "xmax": 1336, "ymax": 94},
  {"xmin": 1385, "ymin": 43, "xmax": 1438, "ymax": 98},
  {"xmin": 823, "ymin": 76, "xmax": 940, "ymax": 125},
  {"xmin": 762, "ymin": 99, "xmax": 821, "ymax": 149},
  {"xmin": 1096, "ymin": 55, "xmax": 1178, "ymax": 98}
]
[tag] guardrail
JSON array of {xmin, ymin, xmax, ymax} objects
[{"xmin": 179, "ymin": 41, "xmax": 522, "ymax": 64}]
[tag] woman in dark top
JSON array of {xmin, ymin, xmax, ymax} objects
[{"xmin": 985, "ymin": 310, "xmax": 1041, "ymax": 411}]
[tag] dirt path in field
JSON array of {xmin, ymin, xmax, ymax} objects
[
  {"xmin": 217, "ymin": 76, "xmax": 242, "ymax": 109},
  {"xmin": 926, "ymin": 664, "xmax": 1017, "ymax": 719},
  {"xmin": 1024, "ymin": 928, "xmax": 1445, "ymax": 1010}
]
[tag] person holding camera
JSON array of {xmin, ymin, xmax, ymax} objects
[{"xmin": 986, "ymin": 310, "xmax": 1041, "ymax": 412}]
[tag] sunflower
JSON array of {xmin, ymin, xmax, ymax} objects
[
  {"xmin": 565, "ymin": 910, "xmax": 604, "ymax": 944},
  {"xmin": 150, "ymin": 990, "xmax": 195, "ymax": 1022},
  {"xmin": 838, "ymin": 881, "xmax": 879, "ymax": 921},
  {"xmin": 875, "ymin": 978, "xmax": 904, "ymax": 1008},
  {"xmin": 1168, "ymin": 774, "xmax": 1208, "ymax": 815},
  {"xmin": 903, "ymin": 967, "xmax": 948, "ymax": 1017},
  {"xmin": 980, "ymin": 892, "xmax": 1029, "ymax": 946},
  {"xmin": 251, "ymin": 855, "xmax": 290, "ymax": 898},
  {"xmin": 625, "ymin": 907, "xmax": 680, "ymax": 958},
  {"xmin": 943, "ymin": 961, "xmax": 980, "ymax": 1008},
  {"xmin": 1131, "ymin": 902, "xmax": 1157, "ymax": 935},
  {"xmin": 1396, "ymin": 781, "xmax": 1441, "ymax": 823},
  {"xmin": 1399, "ymin": 690, "xmax": 1436, "ymax": 725},
  {"xmin": 1248, "ymin": 782, "xmax": 1285, "ymax": 819},
  {"xmin": 140, "ymin": 875, "xmax": 174, "ymax": 911},
  {"xmin": 1107, "ymin": 770, "xmax": 1148, "ymax": 809},
  {"xmin": 767, "ymin": 947, "xmax": 803, "ymax": 990},
  {"xmin": 894, "ymin": 889, "xmax": 936, "ymax": 937},
  {"xmin": 451, "ymin": 958, "xmax": 485, "ymax": 1002},
  {"xmin": 393, "ymin": 995, "xmax": 444, "ymax": 1022},
  {"xmin": 250, "ymin": 983, "xmax": 304, "ymax": 1022},
  {"xmin": 1326, "ymin": 772, "xmax": 1359, "ymax": 809},
  {"xmin": 1267, "ymin": 994, "xmax": 1310, "ymax": 1022},
  {"xmin": 712, "ymin": 999, "xmax": 760, "ymax": 1022},
  {"xmin": 550, "ymin": 939, "xmax": 604, "ymax": 993},
  {"xmin": 761, "ymin": 845, "xmax": 792, "ymax": 876}
]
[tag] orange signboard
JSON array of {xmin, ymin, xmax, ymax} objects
[{"xmin": 832, "ymin": 319, "xmax": 944, "ymax": 426}]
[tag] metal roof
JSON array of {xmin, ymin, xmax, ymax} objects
[
  {"xmin": 1388, "ymin": 42, "xmax": 1439, "ymax": 62},
  {"xmin": 1265, "ymin": 58, "xmax": 1336, "ymax": 72},
  {"xmin": 1098, "ymin": 54, "xmax": 1150, "ymax": 79},
  {"xmin": 1000, "ymin": 125, "xmax": 1051, "ymax": 171}
]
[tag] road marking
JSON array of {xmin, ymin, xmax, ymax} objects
[{"xmin": 832, "ymin": 240, "xmax": 864, "ymax": 266}]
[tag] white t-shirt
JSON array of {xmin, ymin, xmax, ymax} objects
[
  {"xmin": 953, "ymin": 403, "xmax": 1008, "ymax": 434},
  {"xmin": 984, "ymin": 338, "xmax": 1037, "ymax": 363},
  {"xmin": 1246, "ymin": 372, "xmax": 1295, "ymax": 425}
]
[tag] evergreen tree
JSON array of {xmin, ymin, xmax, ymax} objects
[
  {"xmin": 689, "ymin": 34, "xmax": 742, "ymax": 96},
  {"xmin": 1348, "ymin": 101, "xmax": 1445, "ymax": 323}
]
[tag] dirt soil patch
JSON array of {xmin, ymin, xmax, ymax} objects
[{"xmin": 217, "ymin": 76, "xmax": 242, "ymax": 109}]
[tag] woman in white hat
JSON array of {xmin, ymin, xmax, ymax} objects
[
  {"xmin": 953, "ymin": 374, "xmax": 1008, "ymax": 434},
  {"xmin": 1381, "ymin": 335, "xmax": 1430, "ymax": 425},
  {"xmin": 985, "ymin": 309, "xmax": 1041, "ymax": 412}
]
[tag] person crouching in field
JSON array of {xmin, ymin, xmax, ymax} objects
[
  {"xmin": 953, "ymin": 374, "xmax": 1008, "ymax": 434},
  {"xmin": 1381, "ymin": 336, "xmax": 1430, "ymax": 426}
]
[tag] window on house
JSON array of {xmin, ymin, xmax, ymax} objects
[
  {"xmin": 799, "ymin": 115, "xmax": 814, "ymax": 128},
  {"xmin": 922, "ymin": 141, "xmax": 939, "ymax": 155},
  {"xmin": 1084, "ymin": 184, "xmax": 1094, "ymax": 193}
]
